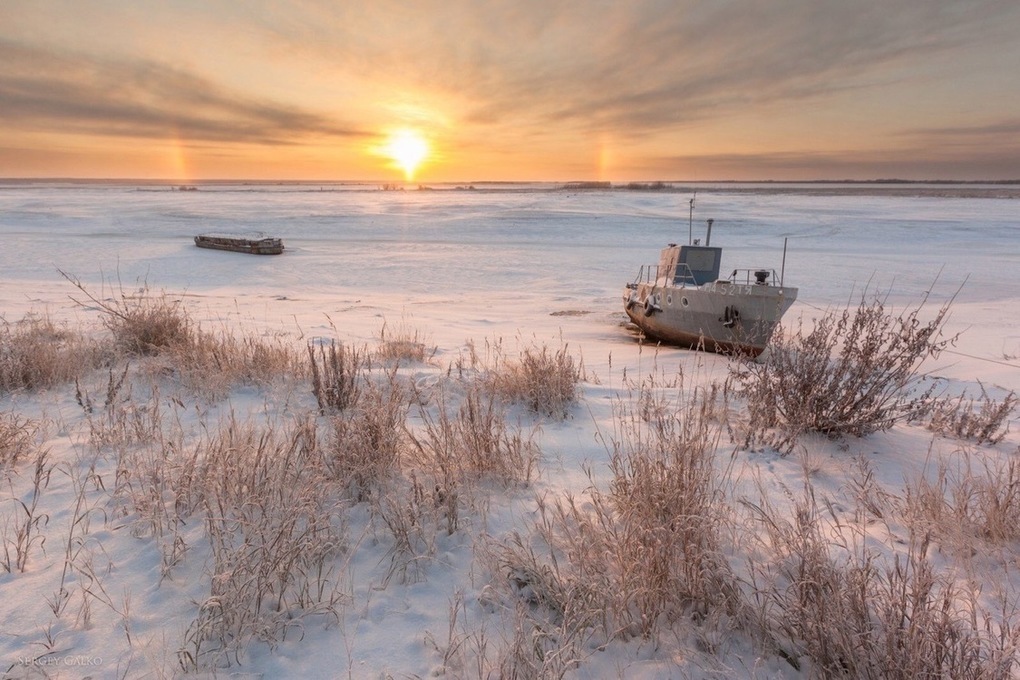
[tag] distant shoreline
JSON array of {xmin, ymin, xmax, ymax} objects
[{"xmin": 2, "ymin": 178, "xmax": 1018, "ymax": 199}]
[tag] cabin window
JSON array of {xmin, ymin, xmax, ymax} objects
[{"xmin": 685, "ymin": 249, "xmax": 717, "ymax": 271}]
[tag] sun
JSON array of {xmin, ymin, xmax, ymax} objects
[{"xmin": 382, "ymin": 129, "xmax": 430, "ymax": 180}]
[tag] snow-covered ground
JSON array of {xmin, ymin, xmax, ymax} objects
[{"xmin": 1, "ymin": 182, "xmax": 1018, "ymax": 678}]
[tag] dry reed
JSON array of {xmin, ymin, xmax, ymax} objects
[
  {"xmin": 746, "ymin": 485, "xmax": 1020, "ymax": 678},
  {"xmin": 487, "ymin": 375, "xmax": 739, "ymax": 671},
  {"xmin": 1, "ymin": 314, "xmax": 103, "ymax": 393},
  {"xmin": 308, "ymin": 339, "xmax": 366, "ymax": 413},
  {"xmin": 181, "ymin": 415, "xmax": 347, "ymax": 670},
  {"xmin": 484, "ymin": 340, "xmax": 582, "ymax": 419},
  {"xmin": 924, "ymin": 385, "xmax": 1016, "ymax": 444},
  {"xmin": 63, "ymin": 273, "xmax": 194, "ymax": 356},
  {"xmin": 0, "ymin": 412, "xmax": 36, "ymax": 470}
]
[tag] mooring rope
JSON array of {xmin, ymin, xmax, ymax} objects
[
  {"xmin": 941, "ymin": 349, "xmax": 1020, "ymax": 371},
  {"xmin": 789, "ymin": 301, "xmax": 1020, "ymax": 370}
]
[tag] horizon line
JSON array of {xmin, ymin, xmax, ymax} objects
[{"xmin": 3, "ymin": 177, "xmax": 1020, "ymax": 185}]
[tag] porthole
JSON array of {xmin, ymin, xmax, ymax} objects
[
  {"xmin": 681, "ymin": 297, "xmax": 689, "ymax": 307},
  {"xmin": 666, "ymin": 294, "xmax": 673, "ymax": 306}
]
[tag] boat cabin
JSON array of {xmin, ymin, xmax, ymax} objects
[{"xmin": 657, "ymin": 244, "xmax": 722, "ymax": 286}]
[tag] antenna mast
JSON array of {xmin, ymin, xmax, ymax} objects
[{"xmin": 688, "ymin": 192, "xmax": 696, "ymax": 245}]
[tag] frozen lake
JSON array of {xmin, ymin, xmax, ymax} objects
[{"xmin": 2, "ymin": 181, "xmax": 1017, "ymax": 368}]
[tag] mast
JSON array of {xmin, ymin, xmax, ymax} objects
[{"xmin": 688, "ymin": 193, "xmax": 696, "ymax": 245}]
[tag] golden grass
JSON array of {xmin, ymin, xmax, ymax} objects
[
  {"xmin": 0, "ymin": 411, "xmax": 35, "ymax": 470},
  {"xmin": 483, "ymin": 338, "xmax": 583, "ymax": 419},
  {"xmin": 745, "ymin": 488, "xmax": 1018, "ymax": 678},
  {"xmin": 308, "ymin": 339, "xmax": 366, "ymax": 413},
  {"xmin": 375, "ymin": 320, "xmax": 436, "ymax": 365},
  {"xmin": 1, "ymin": 314, "xmax": 104, "ymax": 393},
  {"xmin": 924, "ymin": 385, "xmax": 1017, "ymax": 444}
]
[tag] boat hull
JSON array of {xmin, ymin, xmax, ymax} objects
[
  {"xmin": 624, "ymin": 280, "xmax": 797, "ymax": 357},
  {"xmin": 194, "ymin": 234, "xmax": 284, "ymax": 255}
]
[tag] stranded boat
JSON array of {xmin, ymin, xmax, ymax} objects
[
  {"xmin": 194, "ymin": 233, "xmax": 284, "ymax": 255},
  {"xmin": 623, "ymin": 216, "xmax": 797, "ymax": 356}
]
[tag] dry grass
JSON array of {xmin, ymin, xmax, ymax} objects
[
  {"xmin": 905, "ymin": 450, "xmax": 1020, "ymax": 545},
  {"xmin": 75, "ymin": 367, "xmax": 171, "ymax": 450},
  {"xmin": 486, "ymin": 376, "xmax": 740, "ymax": 672},
  {"xmin": 737, "ymin": 293, "xmax": 957, "ymax": 451},
  {"xmin": 491, "ymin": 533, "xmax": 603, "ymax": 677},
  {"xmin": 2, "ymin": 306, "xmax": 568, "ymax": 672},
  {"xmin": 0, "ymin": 412, "xmax": 36, "ymax": 471},
  {"xmin": 1, "ymin": 446, "xmax": 50, "ymax": 573},
  {"xmin": 324, "ymin": 372, "xmax": 410, "ymax": 503},
  {"xmin": 99, "ymin": 386, "xmax": 195, "ymax": 577},
  {"xmin": 170, "ymin": 327, "xmax": 301, "ymax": 397},
  {"xmin": 372, "ymin": 382, "xmax": 539, "ymax": 582},
  {"xmin": 375, "ymin": 320, "xmax": 436, "ymax": 365},
  {"xmin": 64, "ymin": 273, "xmax": 194, "ymax": 356},
  {"xmin": 7, "ymin": 296, "xmax": 1019, "ymax": 675},
  {"xmin": 745, "ymin": 489, "xmax": 1019, "ymax": 678},
  {"xmin": 1, "ymin": 314, "xmax": 104, "ymax": 393},
  {"xmin": 602, "ymin": 400, "xmax": 738, "ymax": 632},
  {"xmin": 484, "ymin": 339, "xmax": 583, "ymax": 419},
  {"xmin": 309, "ymin": 339, "xmax": 367, "ymax": 413},
  {"xmin": 924, "ymin": 385, "xmax": 1016, "ymax": 445},
  {"xmin": 64, "ymin": 272, "xmax": 304, "ymax": 398},
  {"xmin": 409, "ymin": 385, "xmax": 539, "ymax": 495},
  {"xmin": 181, "ymin": 415, "xmax": 348, "ymax": 670}
]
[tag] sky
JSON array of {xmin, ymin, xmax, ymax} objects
[{"xmin": 2, "ymin": 0, "xmax": 1019, "ymax": 182}]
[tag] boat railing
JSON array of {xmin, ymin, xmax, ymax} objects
[
  {"xmin": 629, "ymin": 263, "xmax": 698, "ymax": 288},
  {"xmin": 630, "ymin": 265, "xmax": 783, "ymax": 288},
  {"xmin": 727, "ymin": 268, "xmax": 781, "ymax": 286}
]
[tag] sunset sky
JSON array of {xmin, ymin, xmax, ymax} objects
[{"xmin": 2, "ymin": 1, "xmax": 1019, "ymax": 182}]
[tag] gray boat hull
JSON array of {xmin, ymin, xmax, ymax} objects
[{"xmin": 624, "ymin": 280, "xmax": 797, "ymax": 356}]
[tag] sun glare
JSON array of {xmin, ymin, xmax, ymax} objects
[{"xmin": 383, "ymin": 129, "xmax": 429, "ymax": 180}]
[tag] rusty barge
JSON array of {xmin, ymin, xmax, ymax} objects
[{"xmin": 194, "ymin": 233, "xmax": 284, "ymax": 255}]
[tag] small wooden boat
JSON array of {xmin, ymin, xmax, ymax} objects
[
  {"xmin": 623, "ymin": 216, "xmax": 797, "ymax": 357},
  {"xmin": 194, "ymin": 233, "xmax": 284, "ymax": 255}
]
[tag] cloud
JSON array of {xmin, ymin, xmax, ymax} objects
[
  {"xmin": 335, "ymin": 0, "xmax": 1020, "ymax": 137},
  {"xmin": 634, "ymin": 144, "xmax": 1020, "ymax": 181},
  {"xmin": 0, "ymin": 40, "xmax": 365, "ymax": 145},
  {"xmin": 6, "ymin": 2, "xmax": 1017, "ymax": 145},
  {"xmin": 898, "ymin": 119, "xmax": 1020, "ymax": 146},
  {"xmin": 2, "ymin": 1, "xmax": 1018, "ymax": 178}
]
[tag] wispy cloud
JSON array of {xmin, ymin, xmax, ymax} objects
[
  {"xmin": 320, "ymin": 0, "xmax": 1020, "ymax": 136},
  {"xmin": 0, "ymin": 40, "xmax": 365, "ymax": 145},
  {"xmin": 638, "ymin": 143, "xmax": 1020, "ymax": 180},
  {"xmin": 898, "ymin": 119, "xmax": 1020, "ymax": 144}
]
